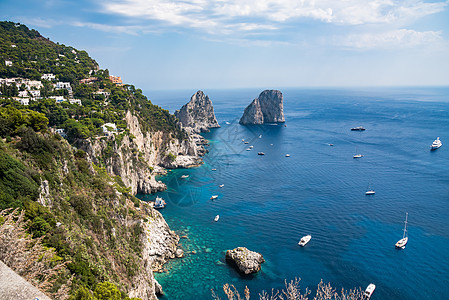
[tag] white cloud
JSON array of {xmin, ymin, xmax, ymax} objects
[
  {"xmin": 337, "ymin": 29, "xmax": 443, "ymax": 49},
  {"xmin": 101, "ymin": 0, "xmax": 448, "ymax": 31}
]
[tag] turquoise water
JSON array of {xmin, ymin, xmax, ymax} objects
[{"xmin": 139, "ymin": 87, "xmax": 449, "ymax": 299}]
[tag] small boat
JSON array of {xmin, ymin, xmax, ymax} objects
[
  {"xmin": 395, "ymin": 212, "xmax": 408, "ymax": 249},
  {"xmin": 259, "ymin": 135, "xmax": 262, "ymax": 138},
  {"xmin": 211, "ymin": 168, "xmax": 217, "ymax": 171},
  {"xmin": 285, "ymin": 154, "xmax": 290, "ymax": 157},
  {"xmin": 219, "ymin": 184, "xmax": 224, "ymax": 188},
  {"xmin": 364, "ymin": 283, "xmax": 376, "ymax": 299},
  {"xmin": 353, "ymin": 154, "xmax": 363, "ymax": 158},
  {"xmin": 181, "ymin": 175, "xmax": 189, "ymax": 179},
  {"xmin": 258, "ymin": 152, "xmax": 265, "ymax": 156},
  {"xmin": 329, "ymin": 144, "xmax": 334, "ymax": 146},
  {"xmin": 249, "ymin": 145, "xmax": 254, "ymax": 149},
  {"xmin": 210, "ymin": 195, "xmax": 218, "ymax": 200},
  {"xmin": 153, "ymin": 196, "xmax": 166, "ymax": 209},
  {"xmin": 242, "ymin": 139, "xmax": 245, "ymax": 142},
  {"xmin": 430, "ymin": 137, "xmax": 442, "ymax": 150},
  {"xmin": 298, "ymin": 235, "xmax": 311, "ymax": 247},
  {"xmin": 270, "ymin": 144, "xmax": 273, "ymax": 146},
  {"xmin": 365, "ymin": 183, "xmax": 375, "ymax": 195},
  {"xmin": 244, "ymin": 141, "xmax": 249, "ymax": 144},
  {"xmin": 246, "ymin": 148, "xmax": 252, "ymax": 151},
  {"xmin": 226, "ymin": 121, "xmax": 230, "ymax": 125},
  {"xmin": 351, "ymin": 126, "xmax": 366, "ymax": 131},
  {"xmin": 214, "ymin": 215, "xmax": 220, "ymax": 222}
]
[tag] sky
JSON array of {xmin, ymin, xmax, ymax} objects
[{"xmin": 1, "ymin": 0, "xmax": 449, "ymax": 90}]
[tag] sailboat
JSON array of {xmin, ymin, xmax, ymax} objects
[
  {"xmin": 365, "ymin": 183, "xmax": 375, "ymax": 195},
  {"xmin": 353, "ymin": 147, "xmax": 363, "ymax": 158},
  {"xmin": 395, "ymin": 212, "xmax": 408, "ymax": 249}
]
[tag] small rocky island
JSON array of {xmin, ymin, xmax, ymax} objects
[
  {"xmin": 175, "ymin": 90, "xmax": 220, "ymax": 133},
  {"xmin": 239, "ymin": 90, "xmax": 285, "ymax": 125},
  {"xmin": 225, "ymin": 247, "xmax": 265, "ymax": 275}
]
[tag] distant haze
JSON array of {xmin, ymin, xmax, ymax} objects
[{"xmin": 1, "ymin": 0, "xmax": 449, "ymax": 89}]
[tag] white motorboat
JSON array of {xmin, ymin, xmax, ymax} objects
[
  {"xmin": 249, "ymin": 145, "xmax": 254, "ymax": 149},
  {"xmin": 395, "ymin": 212, "xmax": 408, "ymax": 249},
  {"xmin": 246, "ymin": 148, "xmax": 252, "ymax": 151},
  {"xmin": 285, "ymin": 154, "xmax": 290, "ymax": 157},
  {"xmin": 219, "ymin": 184, "xmax": 224, "ymax": 188},
  {"xmin": 298, "ymin": 235, "xmax": 311, "ymax": 247},
  {"xmin": 214, "ymin": 215, "xmax": 220, "ymax": 222},
  {"xmin": 353, "ymin": 154, "xmax": 363, "ymax": 158},
  {"xmin": 258, "ymin": 152, "xmax": 265, "ymax": 156},
  {"xmin": 431, "ymin": 137, "xmax": 442, "ymax": 150},
  {"xmin": 259, "ymin": 135, "xmax": 262, "ymax": 138},
  {"xmin": 364, "ymin": 283, "xmax": 376, "ymax": 299},
  {"xmin": 226, "ymin": 121, "xmax": 230, "ymax": 125},
  {"xmin": 211, "ymin": 168, "xmax": 217, "ymax": 171},
  {"xmin": 210, "ymin": 195, "xmax": 218, "ymax": 200},
  {"xmin": 181, "ymin": 175, "xmax": 189, "ymax": 179},
  {"xmin": 244, "ymin": 141, "xmax": 249, "ymax": 144}
]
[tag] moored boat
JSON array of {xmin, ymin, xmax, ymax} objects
[
  {"xmin": 298, "ymin": 235, "xmax": 311, "ymax": 246},
  {"xmin": 353, "ymin": 154, "xmax": 363, "ymax": 158},
  {"xmin": 181, "ymin": 175, "xmax": 189, "ymax": 179},
  {"xmin": 364, "ymin": 283, "xmax": 376, "ymax": 299},
  {"xmin": 219, "ymin": 184, "xmax": 224, "ymax": 188},
  {"xmin": 258, "ymin": 152, "xmax": 265, "ymax": 156},
  {"xmin": 395, "ymin": 212, "xmax": 408, "ymax": 249},
  {"xmin": 430, "ymin": 137, "xmax": 442, "ymax": 150},
  {"xmin": 210, "ymin": 195, "xmax": 218, "ymax": 200},
  {"xmin": 153, "ymin": 196, "xmax": 166, "ymax": 209},
  {"xmin": 351, "ymin": 126, "xmax": 366, "ymax": 131},
  {"xmin": 214, "ymin": 215, "xmax": 220, "ymax": 222}
]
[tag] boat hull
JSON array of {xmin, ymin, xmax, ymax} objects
[{"xmin": 395, "ymin": 237, "xmax": 408, "ymax": 249}]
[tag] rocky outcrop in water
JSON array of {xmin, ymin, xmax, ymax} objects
[
  {"xmin": 175, "ymin": 90, "xmax": 220, "ymax": 133},
  {"xmin": 239, "ymin": 90, "xmax": 285, "ymax": 125},
  {"xmin": 225, "ymin": 247, "xmax": 265, "ymax": 275}
]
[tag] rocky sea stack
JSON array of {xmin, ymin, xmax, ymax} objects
[
  {"xmin": 239, "ymin": 90, "xmax": 285, "ymax": 125},
  {"xmin": 175, "ymin": 90, "xmax": 220, "ymax": 133},
  {"xmin": 225, "ymin": 247, "xmax": 265, "ymax": 275}
]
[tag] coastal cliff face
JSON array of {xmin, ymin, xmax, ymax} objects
[
  {"xmin": 79, "ymin": 111, "xmax": 205, "ymax": 194},
  {"xmin": 239, "ymin": 90, "xmax": 285, "ymax": 125},
  {"xmin": 129, "ymin": 203, "xmax": 180, "ymax": 299},
  {"xmin": 174, "ymin": 90, "xmax": 220, "ymax": 133}
]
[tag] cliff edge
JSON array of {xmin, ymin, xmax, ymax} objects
[{"xmin": 239, "ymin": 90, "xmax": 285, "ymax": 125}]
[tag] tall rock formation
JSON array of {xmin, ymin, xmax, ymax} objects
[
  {"xmin": 239, "ymin": 90, "xmax": 285, "ymax": 125},
  {"xmin": 174, "ymin": 90, "xmax": 220, "ymax": 133}
]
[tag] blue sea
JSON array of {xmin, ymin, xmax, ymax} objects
[{"xmin": 139, "ymin": 87, "xmax": 449, "ymax": 300}]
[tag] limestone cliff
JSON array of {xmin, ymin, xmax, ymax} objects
[
  {"xmin": 78, "ymin": 111, "xmax": 205, "ymax": 194},
  {"xmin": 174, "ymin": 90, "xmax": 220, "ymax": 133},
  {"xmin": 239, "ymin": 90, "xmax": 285, "ymax": 125}
]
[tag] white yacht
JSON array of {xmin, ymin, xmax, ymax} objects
[
  {"xmin": 365, "ymin": 183, "xmax": 375, "ymax": 195},
  {"xmin": 395, "ymin": 212, "xmax": 408, "ymax": 249},
  {"xmin": 219, "ymin": 184, "xmax": 224, "ymax": 188},
  {"xmin": 214, "ymin": 215, "xmax": 220, "ymax": 222},
  {"xmin": 353, "ymin": 154, "xmax": 363, "ymax": 158},
  {"xmin": 285, "ymin": 154, "xmax": 290, "ymax": 157},
  {"xmin": 298, "ymin": 235, "xmax": 311, "ymax": 247},
  {"xmin": 364, "ymin": 283, "xmax": 376, "ymax": 299},
  {"xmin": 431, "ymin": 137, "xmax": 442, "ymax": 150},
  {"xmin": 210, "ymin": 195, "xmax": 218, "ymax": 200},
  {"xmin": 180, "ymin": 175, "xmax": 189, "ymax": 179}
]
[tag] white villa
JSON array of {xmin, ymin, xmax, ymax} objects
[
  {"xmin": 41, "ymin": 73, "xmax": 56, "ymax": 81},
  {"xmin": 101, "ymin": 123, "xmax": 117, "ymax": 135}
]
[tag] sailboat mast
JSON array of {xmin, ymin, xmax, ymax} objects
[{"xmin": 403, "ymin": 212, "xmax": 408, "ymax": 238}]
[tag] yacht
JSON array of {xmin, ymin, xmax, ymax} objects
[
  {"xmin": 259, "ymin": 135, "xmax": 262, "ymax": 138},
  {"xmin": 351, "ymin": 126, "xmax": 366, "ymax": 131},
  {"xmin": 244, "ymin": 141, "xmax": 249, "ymax": 144},
  {"xmin": 210, "ymin": 195, "xmax": 218, "ymax": 200},
  {"xmin": 364, "ymin": 284, "xmax": 376, "ymax": 299},
  {"xmin": 285, "ymin": 154, "xmax": 290, "ymax": 157},
  {"xmin": 180, "ymin": 175, "xmax": 189, "ymax": 179},
  {"xmin": 219, "ymin": 184, "xmax": 224, "ymax": 188},
  {"xmin": 211, "ymin": 168, "xmax": 217, "ymax": 171},
  {"xmin": 258, "ymin": 152, "xmax": 265, "ymax": 156},
  {"xmin": 225, "ymin": 121, "xmax": 230, "ymax": 125},
  {"xmin": 353, "ymin": 154, "xmax": 363, "ymax": 158},
  {"xmin": 431, "ymin": 137, "xmax": 442, "ymax": 150},
  {"xmin": 249, "ymin": 145, "xmax": 254, "ymax": 149},
  {"xmin": 298, "ymin": 235, "xmax": 311, "ymax": 247},
  {"xmin": 395, "ymin": 212, "xmax": 408, "ymax": 249},
  {"xmin": 246, "ymin": 148, "xmax": 252, "ymax": 151},
  {"xmin": 365, "ymin": 183, "xmax": 375, "ymax": 195},
  {"xmin": 153, "ymin": 196, "xmax": 166, "ymax": 209},
  {"xmin": 214, "ymin": 215, "xmax": 220, "ymax": 222}
]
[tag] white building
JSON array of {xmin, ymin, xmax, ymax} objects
[
  {"xmin": 29, "ymin": 90, "xmax": 41, "ymax": 98},
  {"xmin": 69, "ymin": 99, "xmax": 82, "ymax": 106},
  {"xmin": 5, "ymin": 60, "xmax": 12, "ymax": 67},
  {"xmin": 18, "ymin": 91, "xmax": 28, "ymax": 98},
  {"xmin": 101, "ymin": 123, "xmax": 117, "ymax": 134},
  {"xmin": 50, "ymin": 96, "xmax": 65, "ymax": 103},
  {"xmin": 55, "ymin": 82, "xmax": 71, "ymax": 90},
  {"xmin": 41, "ymin": 73, "xmax": 56, "ymax": 81},
  {"xmin": 55, "ymin": 128, "xmax": 67, "ymax": 138}
]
